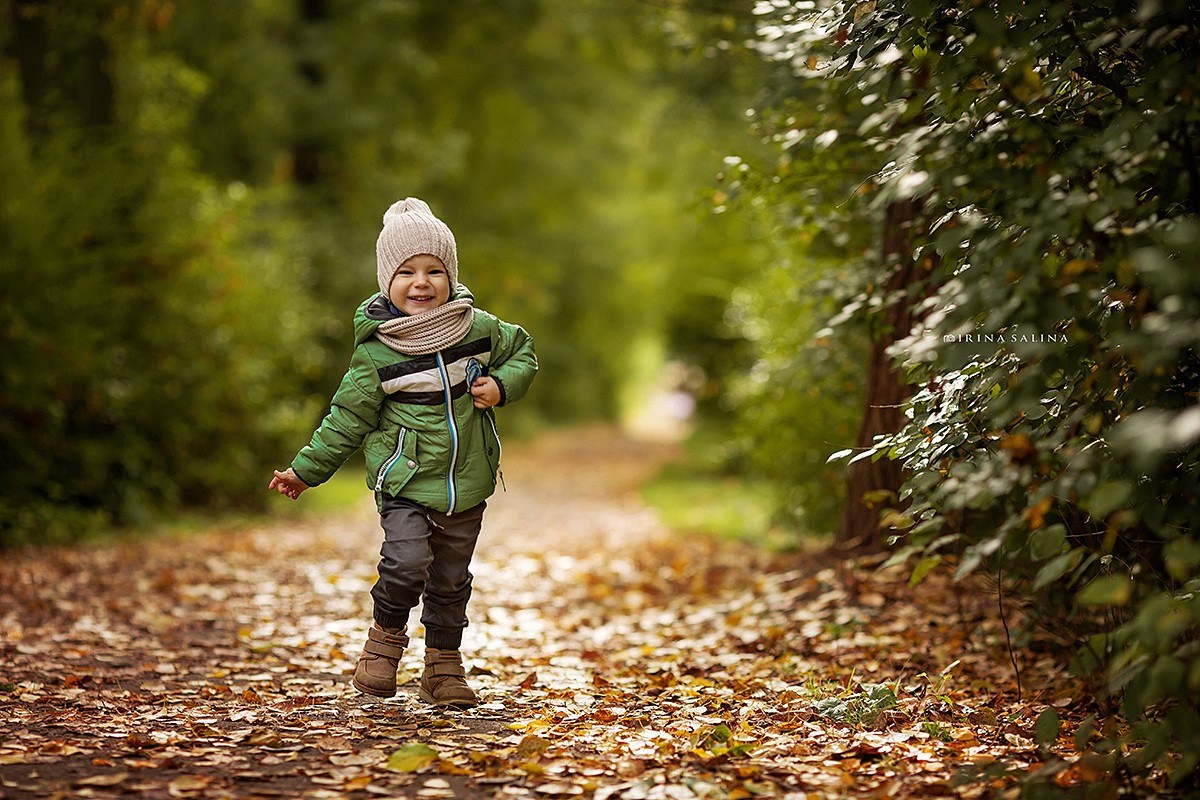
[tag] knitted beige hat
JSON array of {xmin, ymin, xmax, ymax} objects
[{"xmin": 375, "ymin": 197, "xmax": 458, "ymax": 295}]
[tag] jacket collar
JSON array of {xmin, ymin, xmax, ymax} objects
[{"xmin": 364, "ymin": 293, "xmax": 398, "ymax": 321}]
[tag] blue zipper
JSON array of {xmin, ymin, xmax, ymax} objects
[
  {"xmin": 374, "ymin": 427, "xmax": 408, "ymax": 492},
  {"xmin": 435, "ymin": 352, "xmax": 460, "ymax": 514}
]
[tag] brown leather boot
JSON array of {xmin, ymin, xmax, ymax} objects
[
  {"xmin": 418, "ymin": 648, "xmax": 478, "ymax": 708},
  {"xmin": 352, "ymin": 625, "xmax": 409, "ymax": 698}
]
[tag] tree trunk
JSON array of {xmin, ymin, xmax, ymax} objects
[
  {"xmin": 9, "ymin": 1, "xmax": 116, "ymax": 133},
  {"xmin": 9, "ymin": 0, "xmax": 50, "ymax": 134},
  {"xmin": 836, "ymin": 197, "xmax": 924, "ymax": 552},
  {"xmin": 292, "ymin": 0, "xmax": 330, "ymax": 186},
  {"xmin": 76, "ymin": 6, "xmax": 116, "ymax": 129}
]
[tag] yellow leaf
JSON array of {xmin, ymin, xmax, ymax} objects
[
  {"xmin": 436, "ymin": 761, "xmax": 474, "ymax": 776},
  {"xmin": 1062, "ymin": 259, "xmax": 1095, "ymax": 277},
  {"xmin": 387, "ymin": 743, "xmax": 440, "ymax": 773},
  {"xmin": 517, "ymin": 735, "xmax": 551, "ymax": 757},
  {"xmin": 1024, "ymin": 497, "xmax": 1052, "ymax": 530},
  {"xmin": 343, "ymin": 775, "xmax": 374, "ymax": 791}
]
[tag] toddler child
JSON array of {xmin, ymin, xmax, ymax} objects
[{"xmin": 269, "ymin": 197, "xmax": 537, "ymax": 707}]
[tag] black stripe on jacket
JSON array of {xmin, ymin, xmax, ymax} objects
[
  {"xmin": 390, "ymin": 381, "xmax": 473, "ymax": 406},
  {"xmin": 376, "ymin": 337, "xmax": 492, "ymax": 384}
]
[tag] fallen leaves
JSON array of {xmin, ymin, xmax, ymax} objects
[{"xmin": 0, "ymin": 429, "xmax": 1116, "ymax": 799}]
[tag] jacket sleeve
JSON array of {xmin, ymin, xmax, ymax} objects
[
  {"xmin": 489, "ymin": 318, "xmax": 538, "ymax": 406},
  {"xmin": 290, "ymin": 345, "xmax": 383, "ymax": 486}
]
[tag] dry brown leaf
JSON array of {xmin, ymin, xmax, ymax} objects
[
  {"xmin": 167, "ymin": 774, "xmax": 213, "ymax": 797},
  {"xmin": 75, "ymin": 772, "xmax": 130, "ymax": 786}
]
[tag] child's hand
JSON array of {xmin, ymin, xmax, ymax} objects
[
  {"xmin": 269, "ymin": 468, "xmax": 309, "ymax": 500},
  {"xmin": 469, "ymin": 377, "xmax": 501, "ymax": 409}
]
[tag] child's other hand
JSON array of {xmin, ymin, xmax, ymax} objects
[
  {"xmin": 269, "ymin": 468, "xmax": 309, "ymax": 500},
  {"xmin": 470, "ymin": 377, "xmax": 501, "ymax": 409}
]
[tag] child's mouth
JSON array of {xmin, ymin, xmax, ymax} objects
[{"xmin": 409, "ymin": 296, "xmax": 434, "ymax": 303}]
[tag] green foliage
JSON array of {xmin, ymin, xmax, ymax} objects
[
  {"xmin": 721, "ymin": 253, "xmax": 869, "ymax": 533},
  {"xmin": 662, "ymin": 0, "xmax": 893, "ymax": 537},
  {"xmin": 0, "ymin": 1, "xmax": 769, "ymax": 544},
  {"xmin": 921, "ymin": 721, "xmax": 952, "ymax": 742},
  {"xmin": 735, "ymin": 0, "xmax": 1200, "ymax": 788},
  {"xmin": 810, "ymin": 682, "xmax": 899, "ymax": 727},
  {"xmin": 660, "ymin": 82, "xmax": 874, "ymax": 536},
  {"xmin": 691, "ymin": 724, "xmax": 755, "ymax": 758},
  {"xmin": 0, "ymin": 16, "xmax": 321, "ymax": 544}
]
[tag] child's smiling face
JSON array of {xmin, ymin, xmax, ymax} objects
[{"xmin": 388, "ymin": 254, "xmax": 451, "ymax": 315}]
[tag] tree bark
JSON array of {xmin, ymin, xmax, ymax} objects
[{"xmin": 836, "ymin": 197, "xmax": 924, "ymax": 552}]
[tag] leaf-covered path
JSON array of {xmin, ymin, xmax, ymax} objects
[{"xmin": 2, "ymin": 428, "xmax": 1089, "ymax": 799}]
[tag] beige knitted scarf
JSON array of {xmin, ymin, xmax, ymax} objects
[{"xmin": 374, "ymin": 297, "xmax": 475, "ymax": 355}]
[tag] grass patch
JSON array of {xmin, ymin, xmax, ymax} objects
[
  {"xmin": 117, "ymin": 469, "xmax": 373, "ymax": 551},
  {"xmin": 288, "ymin": 469, "xmax": 372, "ymax": 515},
  {"xmin": 162, "ymin": 468, "xmax": 371, "ymax": 533},
  {"xmin": 640, "ymin": 464, "xmax": 797, "ymax": 552},
  {"xmin": 922, "ymin": 720, "xmax": 954, "ymax": 742}
]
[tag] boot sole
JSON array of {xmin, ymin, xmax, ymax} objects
[
  {"xmin": 352, "ymin": 677, "xmax": 397, "ymax": 698},
  {"xmin": 418, "ymin": 685, "xmax": 477, "ymax": 708}
]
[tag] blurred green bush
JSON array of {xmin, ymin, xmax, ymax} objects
[{"xmin": 0, "ymin": 58, "xmax": 322, "ymax": 544}]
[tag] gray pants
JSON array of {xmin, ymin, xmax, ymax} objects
[{"xmin": 371, "ymin": 495, "xmax": 486, "ymax": 650}]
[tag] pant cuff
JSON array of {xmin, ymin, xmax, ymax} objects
[
  {"xmin": 425, "ymin": 626, "xmax": 463, "ymax": 650},
  {"xmin": 374, "ymin": 608, "xmax": 411, "ymax": 631}
]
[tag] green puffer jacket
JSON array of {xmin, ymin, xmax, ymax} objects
[{"xmin": 290, "ymin": 290, "xmax": 538, "ymax": 514}]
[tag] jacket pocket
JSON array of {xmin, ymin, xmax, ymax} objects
[{"xmin": 373, "ymin": 427, "xmax": 419, "ymax": 495}]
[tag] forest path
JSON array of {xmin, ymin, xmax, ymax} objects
[{"xmin": 2, "ymin": 427, "xmax": 1080, "ymax": 799}]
